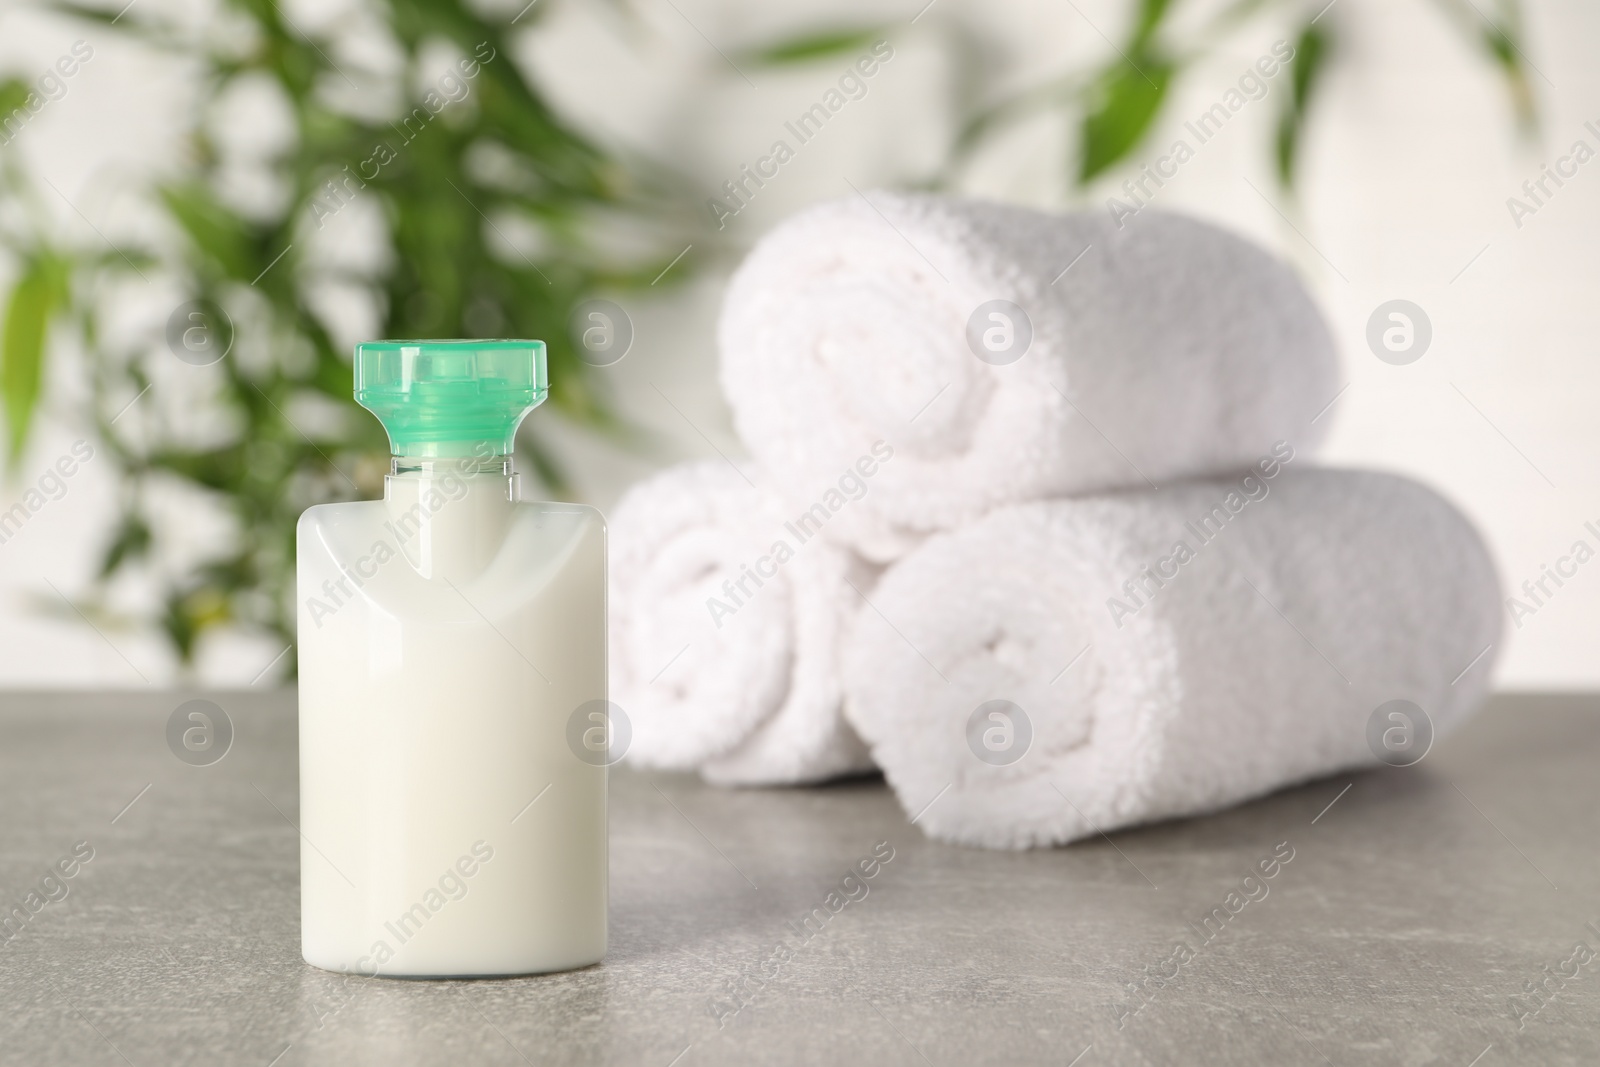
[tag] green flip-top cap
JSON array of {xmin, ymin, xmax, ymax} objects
[{"xmin": 354, "ymin": 339, "xmax": 548, "ymax": 458}]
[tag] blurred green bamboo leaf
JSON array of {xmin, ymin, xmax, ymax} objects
[
  {"xmin": 1077, "ymin": 0, "xmax": 1176, "ymax": 184},
  {"xmin": 43, "ymin": 2, "xmax": 128, "ymax": 29},
  {"xmin": 1, "ymin": 253, "xmax": 68, "ymax": 466},
  {"xmin": 1274, "ymin": 22, "xmax": 1331, "ymax": 188},
  {"xmin": 1129, "ymin": 0, "xmax": 1175, "ymax": 47},
  {"xmin": 1079, "ymin": 57, "xmax": 1174, "ymax": 184},
  {"xmin": 1432, "ymin": 0, "xmax": 1537, "ymax": 133},
  {"xmin": 0, "ymin": 78, "xmax": 29, "ymax": 118},
  {"xmin": 1474, "ymin": 19, "xmax": 1537, "ymax": 133},
  {"xmin": 97, "ymin": 512, "xmax": 152, "ymax": 578},
  {"xmin": 157, "ymin": 184, "xmax": 258, "ymax": 281},
  {"xmin": 736, "ymin": 27, "xmax": 885, "ymax": 67}
]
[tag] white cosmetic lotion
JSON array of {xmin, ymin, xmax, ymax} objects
[{"xmin": 297, "ymin": 340, "xmax": 607, "ymax": 977}]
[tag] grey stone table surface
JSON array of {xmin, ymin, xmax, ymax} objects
[{"xmin": 1, "ymin": 691, "xmax": 1598, "ymax": 1066}]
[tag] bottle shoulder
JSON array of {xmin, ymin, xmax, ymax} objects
[
  {"xmin": 298, "ymin": 498, "xmax": 604, "ymax": 525},
  {"xmin": 297, "ymin": 499, "xmax": 381, "ymax": 534},
  {"xmin": 297, "ymin": 498, "xmax": 604, "ymax": 558}
]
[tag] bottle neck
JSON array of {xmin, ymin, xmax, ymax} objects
[
  {"xmin": 382, "ymin": 452, "xmax": 518, "ymax": 581},
  {"xmin": 391, "ymin": 452, "xmax": 514, "ymax": 478}
]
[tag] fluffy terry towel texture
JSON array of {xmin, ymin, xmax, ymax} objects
[
  {"xmin": 841, "ymin": 469, "xmax": 1503, "ymax": 849},
  {"xmin": 719, "ymin": 192, "xmax": 1339, "ymax": 561},
  {"xmin": 609, "ymin": 461, "xmax": 874, "ymax": 785}
]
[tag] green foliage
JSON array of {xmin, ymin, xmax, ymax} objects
[
  {"xmin": 0, "ymin": 251, "xmax": 67, "ymax": 465},
  {"xmin": 936, "ymin": 0, "xmax": 1534, "ymax": 194},
  {"xmin": 1077, "ymin": 0, "xmax": 1176, "ymax": 182},
  {"xmin": 0, "ymin": 79, "xmax": 27, "ymax": 114},
  {"xmin": 1128, "ymin": 0, "xmax": 1177, "ymax": 43},
  {"xmin": 1, "ymin": 0, "xmax": 694, "ymax": 675},
  {"xmin": 1079, "ymin": 58, "xmax": 1174, "ymax": 183},
  {"xmin": 737, "ymin": 26, "xmax": 887, "ymax": 67},
  {"xmin": 1274, "ymin": 21, "xmax": 1330, "ymax": 187},
  {"xmin": 1431, "ymin": 0, "xmax": 1538, "ymax": 133}
]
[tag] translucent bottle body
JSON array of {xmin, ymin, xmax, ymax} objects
[{"xmin": 296, "ymin": 460, "xmax": 606, "ymax": 976}]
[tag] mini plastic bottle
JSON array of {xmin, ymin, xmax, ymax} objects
[{"xmin": 297, "ymin": 339, "xmax": 607, "ymax": 976}]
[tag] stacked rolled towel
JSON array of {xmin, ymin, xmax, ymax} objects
[
  {"xmin": 608, "ymin": 460, "xmax": 874, "ymax": 785},
  {"xmin": 719, "ymin": 193, "xmax": 1340, "ymax": 561},
  {"xmin": 610, "ymin": 191, "xmax": 1501, "ymax": 844},
  {"xmin": 841, "ymin": 468, "xmax": 1502, "ymax": 849}
]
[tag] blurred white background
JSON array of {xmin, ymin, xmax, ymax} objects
[{"xmin": 0, "ymin": 0, "xmax": 1595, "ymax": 688}]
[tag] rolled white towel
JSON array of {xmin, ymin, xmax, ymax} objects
[
  {"xmin": 719, "ymin": 193, "xmax": 1340, "ymax": 561},
  {"xmin": 840, "ymin": 466, "xmax": 1502, "ymax": 849},
  {"xmin": 609, "ymin": 460, "xmax": 873, "ymax": 785}
]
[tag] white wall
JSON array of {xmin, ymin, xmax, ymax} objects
[{"xmin": 0, "ymin": 0, "xmax": 1594, "ymax": 688}]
